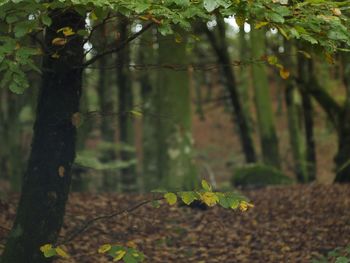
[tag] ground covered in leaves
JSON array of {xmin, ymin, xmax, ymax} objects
[{"xmin": 1, "ymin": 184, "xmax": 350, "ymax": 262}]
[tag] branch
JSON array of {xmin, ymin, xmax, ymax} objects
[
  {"xmin": 82, "ymin": 22, "xmax": 154, "ymax": 68},
  {"xmin": 304, "ymin": 76, "xmax": 342, "ymax": 127},
  {"xmin": 57, "ymin": 197, "xmax": 163, "ymax": 246}
]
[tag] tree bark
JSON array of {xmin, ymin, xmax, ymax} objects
[
  {"xmin": 1, "ymin": 9, "xmax": 84, "ymax": 263},
  {"xmin": 250, "ymin": 28, "xmax": 281, "ymax": 168},
  {"xmin": 117, "ymin": 16, "xmax": 137, "ymax": 192}
]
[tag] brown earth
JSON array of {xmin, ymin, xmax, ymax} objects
[{"xmin": 1, "ymin": 184, "xmax": 350, "ymax": 262}]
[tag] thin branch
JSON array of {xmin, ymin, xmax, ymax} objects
[
  {"xmin": 82, "ymin": 22, "xmax": 154, "ymax": 68},
  {"xmin": 57, "ymin": 197, "xmax": 163, "ymax": 246}
]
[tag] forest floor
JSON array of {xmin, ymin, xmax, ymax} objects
[{"xmin": 1, "ymin": 184, "xmax": 350, "ymax": 263}]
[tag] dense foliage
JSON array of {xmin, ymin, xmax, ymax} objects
[{"xmin": 0, "ymin": 0, "xmax": 349, "ymax": 93}]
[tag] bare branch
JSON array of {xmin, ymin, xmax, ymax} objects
[{"xmin": 82, "ymin": 22, "xmax": 154, "ymax": 68}]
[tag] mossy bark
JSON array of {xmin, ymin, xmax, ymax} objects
[
  {"xmin": 1, "ymin": 9, "xmax": 84, "ymax": 263},
  {"xmin": 250, "ymin": 29, "xmax": 281, "ymax": 168},
  {"xmin": 143, "ymin": 30, "xmax": 197, "ymax": 191}
]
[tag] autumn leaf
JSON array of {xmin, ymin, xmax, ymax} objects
[
  {"xmin": 57, "ymin": 27, "xmax": 75, "ymax": 36},
  {"xmin": 164, "ymin": 193, "xmax": 177, "ymax": 205},
  {"xmin": 255, "ymin": 21, "xmax": 269, "ymax": 29},
  {"xmin": 113, "ymin": 250, "xmax": 126, "ymax": 261},
  {"xmin": 58, "ymin": 166, "xmax": 65, "ymax": 177},
  {"xmin": 71, "ymin": 112, "xmax": 81, "ymax": 127},
  {"xmin": 55, "ymin": 246, "xmax": 69, "ymax": 258},
  {"xmin": 200, "ymin": 192, "xmax": 218, "ymax": 207},
  {"xmin": 51, "ymin": 37, "xmax": 67, "ymax": 46},
  {"xmin": 98, "ymin": 244, "xmax": 112, "ymax": 253},
  {"xmin": 201, "ymin": 179, "xmax": 212, "ymax": 191},
  {"xmin": 279, "ymin": 68, "xmax": 290, "ymax": 79}
]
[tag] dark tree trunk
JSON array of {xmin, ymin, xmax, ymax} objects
[
  {"xmin": 117, "ymin": 16, "xmax": 137, "ymax": 192},
  {"xmin": 1, "ymin": 9, "xmax": 84, "ymax": 263},
  {"xmin": 298, "ymin": 55, "xmax": 317, "ymax": 181},
  {"xmin": 202, "ymin": 19, "xmax": 257, "ymax": 163},
  {"xmin": 335, "ymin": 52, "xmax": 350, "ymax": 182}
]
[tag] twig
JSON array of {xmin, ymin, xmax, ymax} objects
[
  {"xmin": 82, "ymin": 22, "xmax": 154, "ymax": 68},
  {"xmin": 57, "ymin": 197, "xmax": 163, "ymax": 246}
]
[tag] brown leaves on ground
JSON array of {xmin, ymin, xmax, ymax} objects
[{"xmin": 1, "ymin": 184, "xmax": 350, "ymax": 262}]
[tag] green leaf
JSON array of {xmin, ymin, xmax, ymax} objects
[
  {"xmin": 164, "ymin": 192, "xmax": 177, "ymax": 205},
  {"xmin": 123, "ymin": 252, "xmax": 138, "ymax": 263},
  {"xmin": 201, "ymin": 179, "xmax": 212, "ymax": 191},
  {"xmin": 151, "ymin": 200, "xmax": 160, "ymax": 208},
  {"xmin": 41, "ymin": 14, "xmax": 52, "ymax": 26},
  {"xmin": 335, "ymin": 257, "xmax": 350, "ymax": 263},
  {"xmin": 203, "ymin": 0, "xmax": 218, "ymax": 12},
  {"xmin": 179, "ymin": 191, "xmax": 197, "ymax": 205}
]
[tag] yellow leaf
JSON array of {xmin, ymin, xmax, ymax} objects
[
  {"xmin": 276, "ymin": 25, "xmax": 289, "ymax": 40},
  {"xmin": 279, "ymin": 68, "xmax": 290, "ymax": 79},
  {"xmin": 52, "ymin": 37, "xmax": 67, "ymax": 46},
  {"xmin": 239, "ymin": 201, "xmax": 254, "ymax": 211},
  {"xmin": 175, "ymin": 33, "xmax": 182, "ymax": 43},
  {"xmin": 255, "ymin": 21, "xmax": 269, "ymax": 29},
  {"xmin": 129, "ymin": 110, "xmax": 142, "ymax": 118},
  {"xmin": 297, "ymin": 50, "xmax": 311, "ymax": 59},
  {"xmin": 40, "ymin": 244, "xmax": 53, "ymax": 253},
  {"xmin": 267, "ymin": 55, "xmax": 278, "ymax": 65},
  {"xmin": 200, "ymin": 192, "xmax": 218, "ymax": 207},
  {"xmin": 55, "ymin": 246, "xmax": 69, "ymax": 258},
  {"xmin": 164, "ymin": 192, "xmax": 177, "ymax": 205},
  {"xmin": 58, "ymin": 166, "xmax": 65, "ymax": 177},
  {"xmin": 51, "ymin": 52, "xmax": 60, "ymax": 59},
  {"xmin": 57, "ymin": 27, "xmax": 75, "ymax": 37},
  {"xmin": 98, "ymin": 244, "xmax": 112, "ymax": 253},
  {"xmin": 113, "ymin": 250, "xmax": 126, "ymax": 261},
  {"xmin": 89, "ymin": 11, "xmax": 98, "ymax": 20},
  {"xmin": 331, "ymin": 7, "xmax": 341, "ymax": 16},
  {"xmin": 201, "ymin": 179, "xmax": 212, "ymax": 191},
  {"xmin": 71, "ymin": 112, "xmax": 81, "ymax": 127}
]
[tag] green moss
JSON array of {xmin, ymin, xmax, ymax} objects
[{"xmin": 232, "ymin": 163, "xmax": 294, "ymax": 187}]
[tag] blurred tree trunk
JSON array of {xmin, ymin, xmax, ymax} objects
[
  {"xmin": 297, "ymin": 54, "xmax": 316, "ymax": 181},
  {"xmin": 140, "ymin": 30, "xmax": 159, "ymax": 191},
  {"xmin": 144, "ymin": 30, "xmax": 197, "ymax": 190},
  {"xmin": 284, "ymin": 42, "xmax": 308, "ymax": 182},
  {"xmin": 238, "ymin": 26, "xmax": 254, "ymax": 134},
  {"xmin": 117, "ymin": 16, "xmax": 137, "ymax": 192},
  {"xmin": 250, "ymin": 28, "xmax": 281, "ymax": 168},
  {"xmin": 335, "ymin": 52, "xmax": 350, "ymax": 182},
  {"xmin": 203, "ymin": 19, "xmax": 257, "ymax": 163},
  {"xmin": 1, "ymin": 9, "xmax": 84, "ymax": 263}
]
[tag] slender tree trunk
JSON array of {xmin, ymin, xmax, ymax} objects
[
  {"xmin": 140, "ymin": 30, "xmax": 158, "ymax": 191},
  {"xmin": 117, "ymin": 16, "xmax": 137, "ymax": 192},
  {"xmin": 203, "ymin": 20, "xmax": 257, "ymax": 163},
  {"xmin": 284, "ymin": 42, "xmax": 308, "ymax": 182},
  {"xmin": 298, "ymin": 55, "xmax": 316, "ymax": 181},
  {"xmin": 250, "ymin": 28, "xmax": 281, "ymax": 168},
  {"xmin": 335, "ymin": 52, "xmax": 350, "ymax": 182},
  {"xmin": 1, "ymin": 9, "xmax": 84, "ymax": 263}
]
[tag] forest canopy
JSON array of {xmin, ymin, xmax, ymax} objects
[{"xmin": 0, "ymin": 0, "xmax": 349, "ymax": 93}]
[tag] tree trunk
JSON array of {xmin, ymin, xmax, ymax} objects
[
  {"xmin": 284, "ymin": 42, "xmax": 308, "ymax": 182},
  {"xmin": 144, "ymin": 30, "xmax": 197, "ymax": 191},
  {"xmin": 203, "ymin": 20, "xmax": 257, "ymax": 163},
  {"xmin": 1, "ymin": 9, "xmax": 84, "ymax": 263},
  {"xmin": 335, "ymin": 52, "xmax": 350, "ymax": 182},
  {"xmin": 250, "ymin": 28, "xmax": 281, "ymax": 168},
  {"xmin": 117, "ymin": 16, "xmax": 137, "ymax": 192},
  {"xmin": 298, "ymin": 55, "xmax": 316, "ymax": 181}
]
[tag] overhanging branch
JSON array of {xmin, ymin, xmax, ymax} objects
[{"xmin": 82, "ymin": 22, "xmax": 154, "ymax": 68}]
